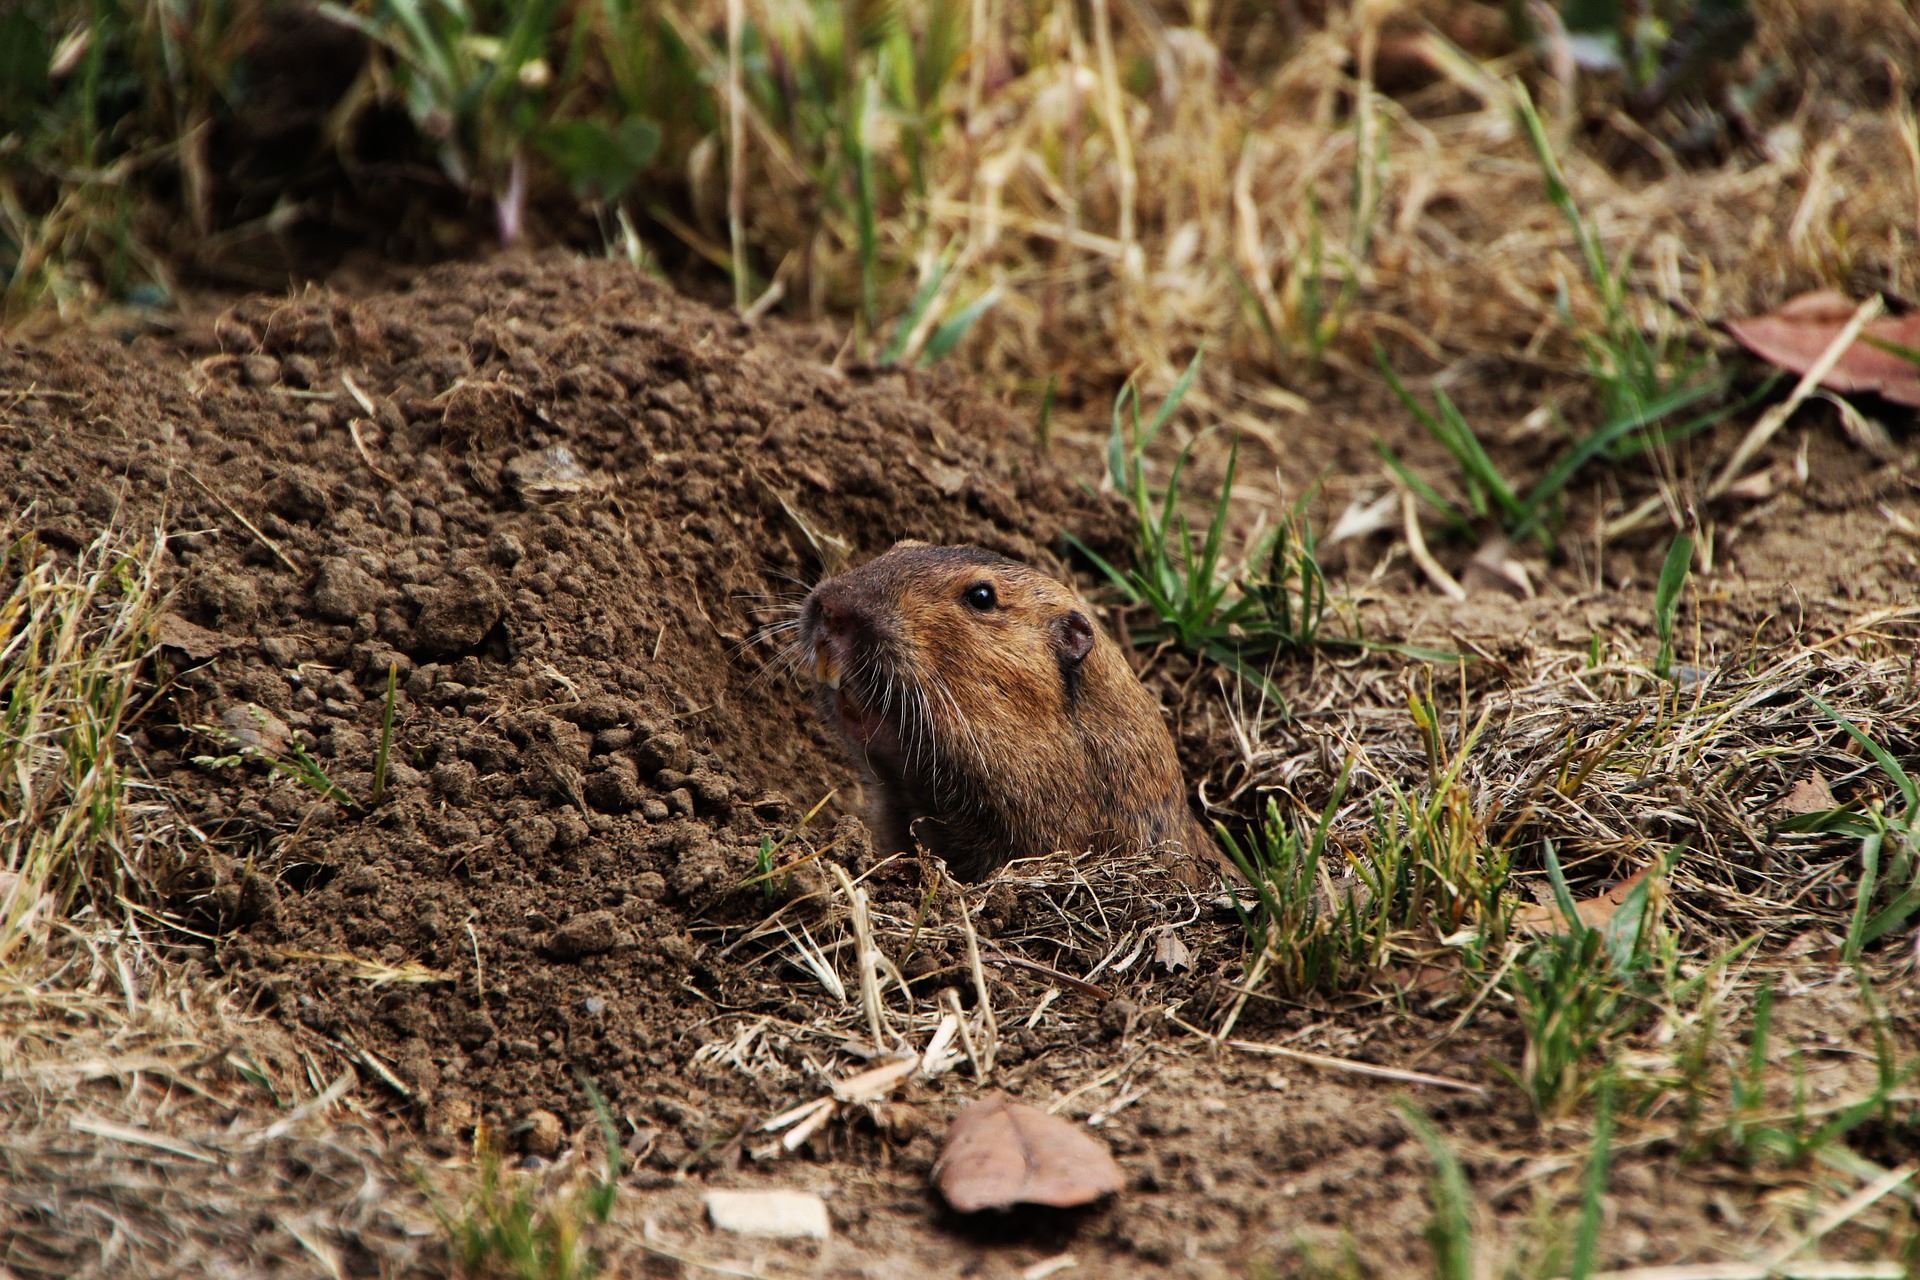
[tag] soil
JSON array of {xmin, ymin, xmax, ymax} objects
[{"xmin": 5, "ymin": 252, "xmax": 1916, "ymax": 1277}]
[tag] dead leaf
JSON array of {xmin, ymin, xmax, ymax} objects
[
  {"xmin": 1779, "ymin": 771, "xmax": 1837, "ymax": 815},
  {"xmin": 932, "ymin": 1093, "xmax": 1124, "ymax": 1213},
  {"xmin": 1513, "ymin": 864, "xmax": 1651, "ymax": 934},
  {"xmin": 218, "ymin": 703, "xmax": 291, "ymax": 756},
  {"xmin": 503, "ymin": 445, "xmax": 604, "ymax": 500},
  {"xmin": 1153, "ymin": 928, "xmax": 1192, "ymax": 974},
  {"xmin": 1463, "ymin": 535, "xmax": 1536, "ymax": 599},
  {"xmin": 153, "ymin": 612, "xmax": 228, "ymax": 660},
  {"xmin": 1727, "ymin": 291, "xmax": 1920, "ymax": 408}
]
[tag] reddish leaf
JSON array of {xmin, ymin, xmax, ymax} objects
[
  {"xmin": 1514, "ymin": 864, "xmax": 1652, "ymax": 934},
  {"xmin": 1727, "ymin": 290, "xmax": 1920, "ymax": 408},
  {"xmin": 1779, "ymin": 770, "xmax": 1837, "ymax": 816},
  {"xmin": 932, "ymin": 1093, "xmax": 1124, "ymax": 1213}
]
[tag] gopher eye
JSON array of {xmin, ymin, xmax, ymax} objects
[{"xmin": 962, "ymin": 581, "xmax": 997, "ymax": 612}]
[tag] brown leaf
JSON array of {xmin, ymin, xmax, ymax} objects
[
  {"xmin": 1513, "ymin": 864, "xmax": 1651, "ymax": 934},
  {"xmin": 1395, "ymin": 960, "xmax": 1464, "ymax": 996},
  {"xmin": 1779, "ymin": 770, "xmax": 1837, "ymax": 815},
  {"xmin": 218, "ymin": 702, "xmax": 291, "ymax": 757},
  {"xmin": 1463, "ymin": 534, "xmax": 1536, "ymax": 600},
  {"xmin": 932, "ymin": 1093, "xmax": 1124, "ymax": 1213},
  {"xmin": 1727, "ymin": 291, "xmax": 1920, "ymax": 408},
  {"xmin": 153, "ymin": 611, "xmax": 229, "ymax": 660}
]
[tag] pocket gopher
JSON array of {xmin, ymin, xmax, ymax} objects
[{"xmin": 799, "ymin": 541, "xmax": 1217, "ymax": 882}]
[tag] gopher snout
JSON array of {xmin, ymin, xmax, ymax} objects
[{"xmin": 801, "ymin": 581, "xmax": 882, "ymax": 691}]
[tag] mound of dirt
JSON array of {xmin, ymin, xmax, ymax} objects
[{"xmin": 1, "ymin": 252, "xmax": 1124, "ymax": 1139}]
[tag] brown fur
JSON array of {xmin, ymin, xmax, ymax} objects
[{"xmin": 798, "ymin": 542, "xmax": 1217, "ymax": 882}]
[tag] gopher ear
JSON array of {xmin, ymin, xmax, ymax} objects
[
  {"xmin": 890, "ymin": 538, "xmax": 929, "ymax": 551},
  {"xmin": 1053, "ymin": 610, "xmax": 1095, "ymax": 666}
]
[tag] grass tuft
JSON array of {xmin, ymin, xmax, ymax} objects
[
  {"xmin": 1069, "ymin": 352, "xmax": 1334, "ymax": 693},
  {"xmin": 437, "ymin": 1081, "xmax": 620, "ymax": 1280},
  {"xmin": 1224, "ymin": 692, "xmax": 1513, "ymax": 995},
  {"xmin": 1, "ymin": 527, "xmax": 162, "ymax": 965}
]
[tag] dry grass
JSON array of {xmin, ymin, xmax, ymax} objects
[
  {"xmin": 0, "ymin": 527, "xmax": 443, "ymax": 1278},
  {"xmin": 0, "ymin": 959, "xmax": 440, "ymax": 1279},
  {"xmin": 1, "ymin": 526, "xmax": 164, "ymax": 963}
]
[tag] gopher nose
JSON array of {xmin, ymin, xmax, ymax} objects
[{"xmin": 807, "ymin": 584, "xmax": 872, "ymax": 646}]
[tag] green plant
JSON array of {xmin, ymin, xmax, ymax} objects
[
  {"xmin": 732, "ymin": 0, "xmax": 970, "ymax": 339},
  {"xmin": 737, "ymin": 789, "xmax": 837, "ymax": 900},
  {"xmin": 193, "ymin": 663, "xmax": 407, "ymax": 812},
  {"xmin": 193, "ymin": 713, "xmax": 358, "ymax": 809},
  {"xmin": 1218, "ymin": 767, "xmax": 1356, "ymax": 991},
  {"xmin": 320, "ymin": 0, "xmax": 567, "ymax": 240},
  {"xmin": 1374, "ymin": 83, "xmax": 1766, "ymax": 547},
  {"xmin": 1, "ymin": 529, "xmax": 162, "ymax": 964},
  {"xmin": 1398, "ymin": 1102, "xmax": 1476, "ymax": 1280},
  {"xmin": 1797, "ymin": 697, "xmax": 1919, "ymax": 961},
  {"xmin": 1515, "ymin": 84, "xmax": 1725, "ymax": 432},
  {"xmin": 1504, "ymin": 842, "xmax": 1670, "ymax": 1116},
  {"xmin": 1223, "ymin": 696, "xmax": 1513, "ymax": 994},
  {"xmin": 1, "ymin": 0, "xmax": 263, "ymax": 318},
  {"xmin": 1067, "ymin": 353, "xmax": 1336, "ymax": 693},
  {"xmin": 1652, "ymin": 531, "xmax": 1693, "ymax": 680},
  {"xmin": 438, "ymin": 1078, "xmax": 621, "ymax": 1280},
  {"xmin": 443, "ymin": 1150, "xmax": 595, "ymax": 1280},
  {"xmin": 1375, "ymin": 350, "xmax": 1750, "ymax": 546},
  {"xmin": 879, "ymin": 249, "xmax": 1000, "ymax": 366},
  {"xmin": 1716, "ymin": 974, "xmax": 1920, "ymax": 1170}
]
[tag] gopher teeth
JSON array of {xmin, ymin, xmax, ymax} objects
[{"xmin": 815, "ymin": 646, "xmax": 840, "ymax": 690}]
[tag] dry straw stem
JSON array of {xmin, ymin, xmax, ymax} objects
[
  {"xmin": 807, "ymin": 3, "xmax": 1920, "ymax": 423},
  {"xmin": 1223, "ymin": 609, "xmax": 1920, "ymax": 955},
  {"xmin": 705, "ymin": 843, "xmax": 1207, "ymax": 1136},
  {"xmin": 1, "ymin": 525, "xmax": 165, "ymax": 967},
  {"xmin": 1707, "ymin": 294, "xmax": 1884, "ymax": 501},
  {"xmin": 2, "ymin": 877, "xmax": 436, "ymax": 1276}
]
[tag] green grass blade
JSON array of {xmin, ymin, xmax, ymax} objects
[
  {"xmin": 920, "ymin": 287, "xmax": 999, "ymax": 363},
  {"xmin": 1512, "ymin": 378, "xmax": 1725, "ymax": 537},
  {"xmin": 1107, "ymin": 381, "xmax": 1139, "ymax": 492},
  {"xmin": 1808, "ymin": 695, "xmax": 1917, "ymax": 813},
  {"xmin": 1541, "ymin": 839, "xmax": 1588, "ymax": 939},
  {"xmin": 1144, "ymin": 348, "xmax": 1204, "ymax": 446},
  {"xmin": 1843, "ymin": 830, "xmax": 1883, "ymax": 965},
  {"xmin": 1434, "ymin": 388, "xmax": 1516, "ymax": 519},
  {"xmin": 881, "ymin": 256, "xmax": 952, "ymax": 363},
  {"xmin": 1570, "ymin": 1080, "xmax": 1614, "ymax": 1280},
  {"xmin": 1653, "ymin": 532, "xmax": 1693, "ymax": 681},
  {"xmin": 1374, "ymin": 442, "xmax": 1468, "ymax": 533},
  {"xmin": 1196, "ymin": 437, "xmax": 1239, "ymax": 607},
  {"xmin": 1060, "ymin": 533, "xmax": 1137, "ymax": 602},
  {"xmin": 1861, "ymin": 332, "xmax": 1920, "ymax": 367},
  {"xmin": 1398, "ymin": 1103, "xmax": 1475, "ymax": 1280},
  {"xmin": 1860, "ymin": 883, "xmax": 1920, "ymax": 947},
  {"xmin": 371, "ymin": 662, "xmax": 399, "ymax": 807}
]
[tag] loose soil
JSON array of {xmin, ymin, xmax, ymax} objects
[{"xmin": 4, "ymin": 252, "xmax": 1916, "ymax": 1277}]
